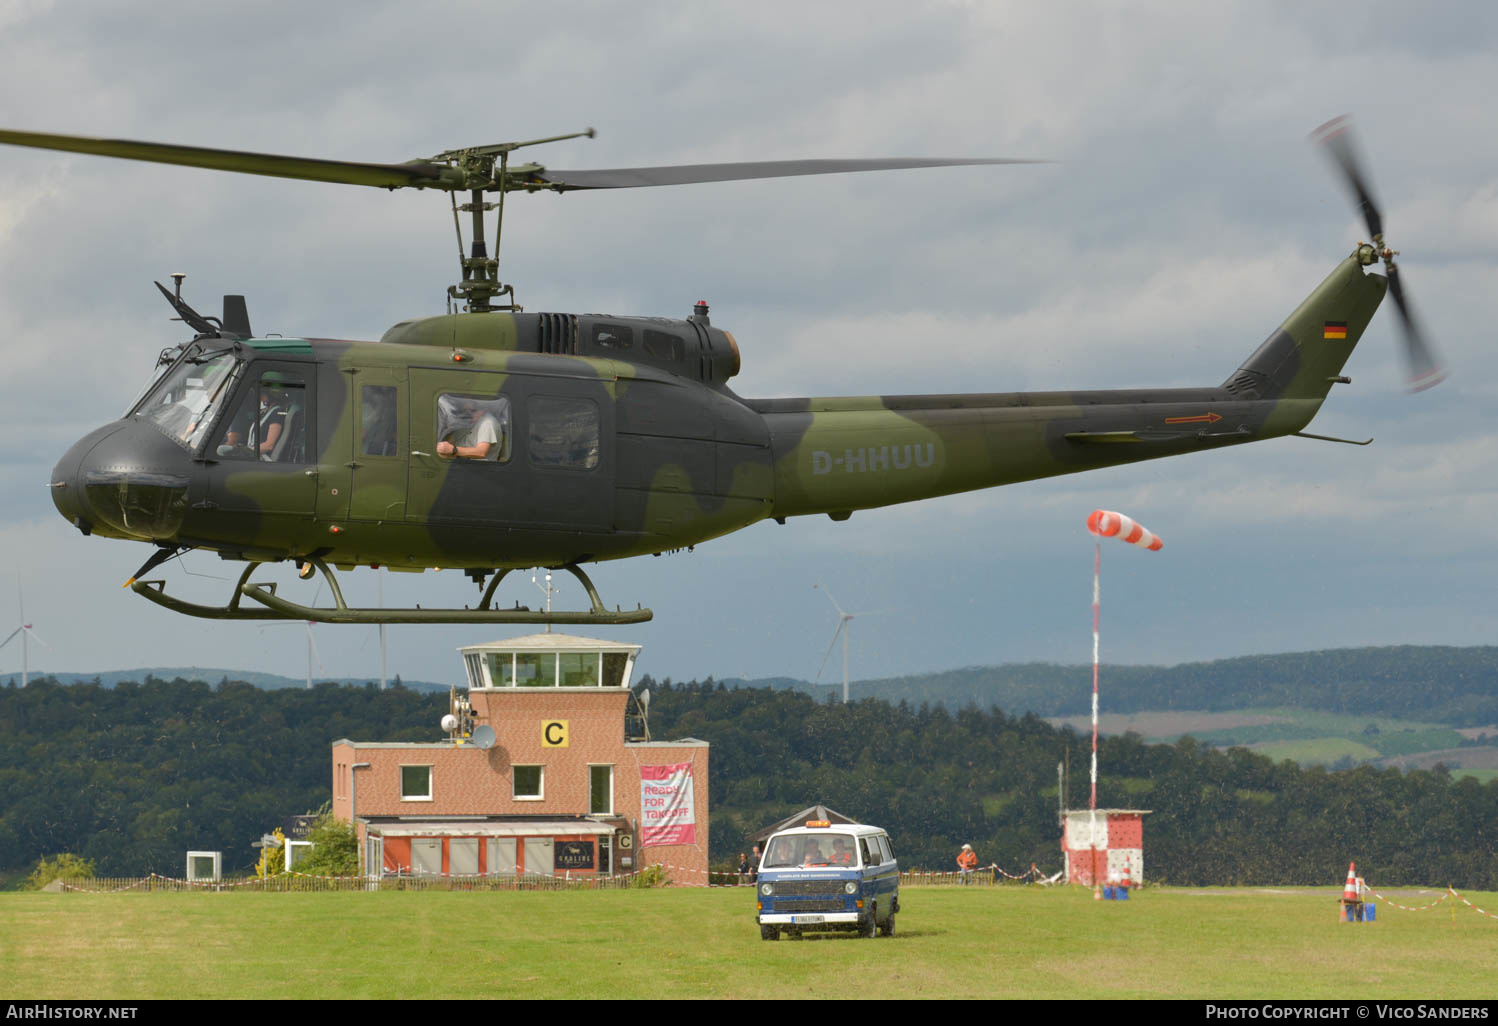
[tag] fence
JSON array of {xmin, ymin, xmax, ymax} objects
[
  {"xmin": 58, "ymin": 862, "xmax": 1060, "ymax": 893},
  {"xmin": 58, "ymin": 870, "xmax": 655, "ymax": 893}
]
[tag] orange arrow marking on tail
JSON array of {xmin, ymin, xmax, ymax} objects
[{"xmin": 1164, "ymin": 412, "xmax": 1222, "ymax": 425}]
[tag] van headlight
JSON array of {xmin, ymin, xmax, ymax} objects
[
  {"xmin": 760, "ymin": 883, "xmax": 774, "ymax": 896},
  {"xmin": 844, "ymin": 881, "xmax": 858, "ymax": 894}
]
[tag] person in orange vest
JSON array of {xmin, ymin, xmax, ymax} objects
[{"xmin": 957, "ymin": 843, "xmax": 979, "ymax": 883}]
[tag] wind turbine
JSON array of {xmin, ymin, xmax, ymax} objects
[
  {"xmin": 812, "ymin": 583, "xmax": 883, "ymax": 704},
  {"xmin": 0, "ymin": 580, "xmax": 49, "ymax": 686},
  {"xmin": 262, "ymin": 584, "xmax": 326, "ymax": 689}
]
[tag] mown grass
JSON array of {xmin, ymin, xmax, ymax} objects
[{"xmin": 3, "ymin": 885, "xmax": 1496, "ymax": 1000}]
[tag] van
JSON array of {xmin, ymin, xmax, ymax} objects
[{"xmin": 755, "ymin": 820, "xmax": 899, "ymax": 940}]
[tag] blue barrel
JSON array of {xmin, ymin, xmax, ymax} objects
[{"xmin": 1363, "ymin": 903, "xmax": 1375, "ymax": 922}]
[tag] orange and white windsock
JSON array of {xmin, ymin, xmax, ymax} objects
[{"xmin": 1087, "ymin": 510, "xmax": 1163, "ymax": 551}]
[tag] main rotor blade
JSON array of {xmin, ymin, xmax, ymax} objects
[
  {"xmin": 1385, "ymin": 263, "xmax": 1448, "ymax": 391},
  {"xmin": 528, "ymin": 156, "xmax": 1043, "ymax": 191},
  {"xmin": 23, "ymin": 626, "xmax": 49, "ymax": 649},
  {"xmin": 0, "ymin": 128, "xmax": 463, "ymax": 190},
  {"xmin": 1311, "ymin": 116, "xmax": 1383, "ymax": 242},
  {"xmin": 0, "ymin": 626, "xmax": 21, "ymax": 651}
]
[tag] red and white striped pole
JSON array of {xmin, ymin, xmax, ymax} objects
[
  {"xmin": 1086, "ymin": 510, "xmax": 1162, "ymax": 900},
  {"xmin": 1091, "ymin": 541, "xmax": 1102, "ymax": 898}
]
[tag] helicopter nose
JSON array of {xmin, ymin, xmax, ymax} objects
[{"xmin": 50, "ymin": 420, "xmax": 193, "ymax": 541}]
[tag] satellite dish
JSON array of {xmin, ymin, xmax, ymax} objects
[
  {"xmin": 471, "ymin": 725, "xmax": 497, "ymax": 750},
  {"xmin": 441, "ymin": 713, "xmax": 459, "ymax": 732}
]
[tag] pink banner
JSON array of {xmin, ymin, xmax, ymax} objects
[{"xmin": 640, "ymin": 762, "xmax": 696, "ymax": 847}]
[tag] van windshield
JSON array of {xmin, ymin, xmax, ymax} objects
[{"xmin": 762, "ymin": 832, "xmax": 859, "ymax": 869}]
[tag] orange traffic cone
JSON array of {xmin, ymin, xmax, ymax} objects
[
  {"xmin": 1120, "ymin": 858, "xmax": 1133, "ymax": 891},
  {"xmin": 1340, "ymin": 861, "xmax": 1360, "ymax": 922}
]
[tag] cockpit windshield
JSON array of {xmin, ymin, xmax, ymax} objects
[
  {"xmin": 132, "ymin": 347, "xmax": 242, "ymax": 451},
  {"xmin": 762, "ymin": 832, "xmax": 861, "ymax": 869}
]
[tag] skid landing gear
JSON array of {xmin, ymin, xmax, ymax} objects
[{"xmin": 130, "ymin": 557, "xmax": 652, "ymax": 624}]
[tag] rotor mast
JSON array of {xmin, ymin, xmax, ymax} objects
[{"xmin": 437, "ymin": 129, "xmax": 596, "ymax": 313}]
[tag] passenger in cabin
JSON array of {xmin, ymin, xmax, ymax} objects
[
  {"xmin": 829, "ymin": 838, "xmax": 854, "ymax": 866},
  {"xmin": 437, "ymin": 398, "xmax": 502, "ymax": 460}
]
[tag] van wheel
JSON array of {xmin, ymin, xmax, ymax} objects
[
  {"xmin": 879, "ymin": 912, "xmax": 896, "ymax": 937},
  {"xmin": 860, "ymin": 905, "xmax": 877, "ymax": 938},
  {"xmin": 760, "ymin": 925, "xmax": 780, "ymax": 941}
]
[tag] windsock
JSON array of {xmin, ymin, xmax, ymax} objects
[{"xmin": 1087, "ymin": 510, "xmax": 1163, "ymax": 551}]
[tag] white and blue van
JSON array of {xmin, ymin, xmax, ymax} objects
[{"xmin": 755, "ymin": 820, "xmax": 900, "ymax": 940}]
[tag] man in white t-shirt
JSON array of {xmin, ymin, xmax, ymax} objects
[{"xmin": 437, "ymin": 404, "xmax": 502, "ymax": 461}]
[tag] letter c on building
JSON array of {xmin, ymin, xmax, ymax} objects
[{"xmin": 542, "ymin": 720, "xmax": 569, "ymax": 748}]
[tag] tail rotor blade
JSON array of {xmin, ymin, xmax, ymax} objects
[
  {"xmin": 1312, "ymin": 114, "xmax": 1446, "ymax": 391},
  {"xmin": 1385, "ymin": 263, "xmax": 1448, "ymax": 392},
  {"xmin": 1311, "ymin": 115, "xmax": 1384, "ymax": 242}
]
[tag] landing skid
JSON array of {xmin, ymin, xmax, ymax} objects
[{"xmin": 130, "ymin": 558, "xmax": 652, "ymax": 625}]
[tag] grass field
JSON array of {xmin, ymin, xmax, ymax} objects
[{"xmin": 3, "ymin": 885, "xmax": 1496, "ymax": 1000}]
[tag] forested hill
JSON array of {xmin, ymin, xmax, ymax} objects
[
  {"xmin": 2, "ymin": 676, "xmax": 1495, "ymax": 886},
  {"xmin": 14, "ymin": 668, "xmax": 452, "ymax": 692},
  {"xmin": 731, "ymin": 647, "xmax": 1498, "ymax": 724}
]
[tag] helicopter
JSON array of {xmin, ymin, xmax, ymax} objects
[{"xmin": 2, "ymin": 116, "xmax": 1441, "ymax": 626}]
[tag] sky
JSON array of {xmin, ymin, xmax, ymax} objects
[{"xmin": 0, "ymin": 1, "xmax": 1495, "ymax": 691}]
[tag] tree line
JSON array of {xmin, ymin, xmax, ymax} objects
[{"xmin": 1, "ymin": 674, "xmax": 1493, "ymax": 886}]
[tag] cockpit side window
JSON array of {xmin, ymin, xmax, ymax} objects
[{"xmin": 212, "ymin": 368, "xmax": 310, "ymax": 463}]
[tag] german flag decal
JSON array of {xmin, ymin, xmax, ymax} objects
[{"xmin": 1323, "ymin": 320, "xmax": 1348, "ymax": 340}]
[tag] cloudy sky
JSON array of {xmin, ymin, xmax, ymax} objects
[{"xmin": 0, "ymin": 1, "xmax": 1494, "ymax": 690}]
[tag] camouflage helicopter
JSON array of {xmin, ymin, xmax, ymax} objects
[{"xmin": 4, "ymin": 117, "xmax": 1440, "ymax": 626}]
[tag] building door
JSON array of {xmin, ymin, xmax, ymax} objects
[
  {"xmin": 523, "ymin": 837, "xmax": 554, "ymax": 876},
  {"xmin": 449, "ymin": 838, "xmax": 479, "ymax": 876},
  {"xmin": 365, "ymin": 836, "xmax": 383, "ymax": 879},
  {"xmin": 488, "ymin": 837, "xmax": 517, "ymax": 875}
]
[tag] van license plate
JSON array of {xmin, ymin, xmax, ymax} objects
[{"xmin": 791, "ymin": 915, "xmax": 825, "ymax": 924}]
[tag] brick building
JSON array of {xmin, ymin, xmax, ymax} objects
[{"xmin": 331, "ymin": 633, "xmax": 709, "ymax": 882}]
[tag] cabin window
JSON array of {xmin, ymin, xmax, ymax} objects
[
  {"xmin": 593, "ymin": 323, "xmax": 634, "ymax": 350},
  {"xmin": 643, "ymin": 329, "xmax": 684, "ymax": 362},
  {"xmin": 528, "ymin": 397, "xmax": 599, "ymax": 470},
  {"xmin": 436, "ymin": 393, "xmax": 511, "ymax": 462},
  {"xmin": 360, "ymin": 385, "xmax": 398, "ymax": 457},
  {"xmin": 213, "ymin": 368, "xmax": 309, "ymax": 463}
]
